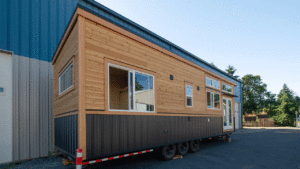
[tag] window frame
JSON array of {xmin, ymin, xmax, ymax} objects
[
  {"xmin": 186, "ymin": 84, "xmax": 193, "ymax": 107},
  {"xmin": 222, "ymin": 83, "xmax": 233, "ymax": 93},
  {"xmin": 223, "ymin": 97, "xmax": 233, "ymax": 130},
  {"xmin": 108, "ymin": 63, "xmax": 155, "ymax": 113},
  {"xmin": 59, "ymin": 62, "xmax": 74, "ymax": 95},
  {"xmin": 206, "ymin": 76, "xmax": 220, "ymax": 89},
  {"xmin": 206, "ymin": 90, "xmax": 221, "ymax": 110}
]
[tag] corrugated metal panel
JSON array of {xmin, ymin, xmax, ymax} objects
[
  {"xmin": 12, "ymin": 55, "xmax": 54, "ymax": 161},
  {"xmin": 86, "ymin": 114, "xmax": 223, "ymax": 160},
  {"xmin": 0, "ymin": 0, "xmax": 80, "ymax": 62},
  {"xmin": 55, "ymin": 115, "xmax": 78, "ymax": 158}
]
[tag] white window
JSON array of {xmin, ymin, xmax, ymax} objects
[
  {"xmin": 59, "ymin": 63, "xmax": 73, "ymax": 95},
  {"xmin": 206, "ymin": 77, "xmax": 220, "ymax": 89},
  {"xmin": 222, "ymin": 84, "xmax": 233, "ymax": 93},
  {"xmin": 207, "ymin": 91, "xmax": 220, "ymax": 109},
  {"xmin": 108, "ymin": 63, "xmax": 155, "ymax": 112},
  {"xmin": 186, "ymin": 85, "xmax": 193, "ymax": 107}
]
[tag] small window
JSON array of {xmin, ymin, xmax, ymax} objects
[
  {"xmin": 186, "ymin": 85, "xmax": 193, "ymax": 107},
  {"xmin": 206, "ymin": 77, "xmax": 220, "ymax": 89},
  {"xmin": 109, "ymin": 63, "xmax": 155, "ymax": 112},
  {"xmin": 59, "ymin": 63, "xmax": 73, "ymax": 95},
  {"xmin": 207, "ymin": 91, "xmax": 220, "ymax": 109},
  {"xmin": 222, "ymin": 84, "xmax": 233, "ymax": 93}
]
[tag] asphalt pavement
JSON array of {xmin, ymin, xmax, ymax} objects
[{"xmin": 1, "ymin": 128, "xmax": 300, "ymax": 169}]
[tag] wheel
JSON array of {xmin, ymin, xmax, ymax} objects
[
  {"xmin": 161, "ymin": 145, "xmax": 176, "ymax": 160},
  {"xmin": 177, "ymin": 142, "xmax": 189, "ymax": 156},
  {"xmin": 224, "ymin": 135, "xmax": 231, "ymax": 142},
  {"xmin": 189, "ymin": 140, "xmax": 200, "ymax": 153}
]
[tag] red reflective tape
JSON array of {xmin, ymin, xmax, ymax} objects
[
  {"xmin": 129, "ymin": 153, "xmax": 134, "ymax": 156},
  {"xmin": 146, "ymin": 150, "xmax": 150, "ymax": 152},
  {"xmin": 82, "ymin": 162, "xmax": 90, "ymax": 165},
  {"xmin": 138, "ymin": 152, "xmax": 142, "ymax": 154},
  {"xmin": 119, "ymin": 155, "xmax": 124, "ymax": 158},
  {"xmin": 77, "ymin": 148, "xmax": 83, "ymax": 153},
  {"xmin": 96, "ymin": 159, "xmax": 102, "ymax": 163},
  {"xmin": 108, "ymin": 157, "xmax": 114, "ymax": 160},
  {"xmin": 76, "ymin": 157, "xmax": 83, "ymax": 165}
]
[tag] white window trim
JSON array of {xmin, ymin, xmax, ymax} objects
[
  {"xmin": 206, "ymin": 91, "xmax": 221, "ymax": 110},
  {"xmin": 186, "ymin": 84, "xmax": 193, "ymax": 107},
  {"xmin": 223, "ymin": 97, "xmax": 233, "ymax": 130},
  {"xmin": 108, "ymin": 63, "xmax": 155, "ymax": 113},
  {"xmin": 59, "ymin": 63, "xmax": 73, "ymax": 95},
  {"xmin": 222, "ymin": 83, "xmax": 233, "ymax": 94},
  {"xmin": 206, "ymin": 77, "xmax": 220, "ymax": 89}
]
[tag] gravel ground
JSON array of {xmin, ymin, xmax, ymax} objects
[{"xmin": 1, "ymin": 128, "xmax": 300, "ymax": 169}]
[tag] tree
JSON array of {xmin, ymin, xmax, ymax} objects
[
  {"xmin": 225, "ymin": 65, "xmax": 239, "ymax": 79},
  {"xmin": 273, "ymin": 84, "xmax": 300, "ymax": 126},
  {"xmin": 278, "ymin": 84, "xmax": 294, "ymax": 101},
  {"xmin": 242, "ymin": 74, "xmax": 267, "ymax": 114},
  {"xmin": 264, "ymin": 91, "xmax": 277, "ymax": 116},
  {"xmin": 274, "ymin": 93, "xmax": 294, "ymax": 126}
]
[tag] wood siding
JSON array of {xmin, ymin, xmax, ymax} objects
[
  {"xmin": 53, "ymin": 22, "xmax": 79, "ymax": 117},
  {"xmin": 83, "ymin": 18, "xmax": 235, "ymax": 118}
]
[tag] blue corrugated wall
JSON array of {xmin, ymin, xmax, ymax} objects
[{"xmin": 0, "ymin": 0, "xmax": 79, "ymax": 62}]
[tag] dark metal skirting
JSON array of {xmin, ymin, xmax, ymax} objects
[
  {"xmin": 55, "ymin": 114, "xmax": 78, "ymax": 157},
  {"xmin": 86, "ymin": 115, "xmax": 223, "ymax": 159}
]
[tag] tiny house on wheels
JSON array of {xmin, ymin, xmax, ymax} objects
[{"xmin": 52, "ymin": 5, "xmax": 240, "ymax": 166}]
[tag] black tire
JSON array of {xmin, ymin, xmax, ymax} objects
[
  {"xmin": 161, "ymin": 145, "xmax": 176, "ymax": 160},
  {"xmin": 189, "ymin": 140, "xmax": 200, "ymax": 153},
  {"xmin": 177, "ymin": 142, "xmax": 189, "ymax": 156}
]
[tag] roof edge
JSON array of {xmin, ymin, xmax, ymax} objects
[{"xmin": 81, "ymin": 0, "xmax": 242, "ymax": 83}]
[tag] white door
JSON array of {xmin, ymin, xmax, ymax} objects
[
  {"xmin": 223, "ymin": 97, "xmax": 233, "ymax": 130},
  {"xmin": 0, "ymin": 52, "xmax": 13, "ymax": 164},
  {"xmin": 235, "ymin": 103, "xmax": 240, "ymax": 129}
]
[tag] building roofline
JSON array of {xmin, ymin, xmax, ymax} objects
[{"xmin": 80, "ymin": 0, "xmax": 242, "ymax": 83}]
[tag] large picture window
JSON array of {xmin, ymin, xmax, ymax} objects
[
  {"xmin": 207, "ymin": 91, "xmax": 220, "ymax": 109},
  {"xmin": 206, "ymin": 77, "xmax": 220, "ymax": 89},
  {"xmin": 222, "ymin": 83, "xmax": 233, "ymax": 93},
  {"xmin": 59, "ymin": 63, "xmax": 73, "ymax": 95},
  {"xmin": 186, "ymin": 85, "xmax": 193, "ymax": 107},
  {"xmin": 108, "ymin": 63, "xmax": 155, "ymax": 112}
]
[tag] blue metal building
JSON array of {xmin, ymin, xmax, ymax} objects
[{"xmin": 0, "ymin": 0, "xmax": 242, "ymax": 163}]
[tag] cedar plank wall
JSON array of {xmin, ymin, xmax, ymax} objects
[
  {"xmin": 53, "ymin": 22, "xmax": 79, "ymax": 117},
  {"xmin": 83, "ymin": 17, "xmax": 235, "ymax": 119}
]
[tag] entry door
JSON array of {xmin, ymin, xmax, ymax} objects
[
  {"xmin": 223, "ymin": 97, "xmax": 233, "ymax": 130},
  {"xmin": 235, "ymin": 103, "xmax": 240, "ymax": 129}
]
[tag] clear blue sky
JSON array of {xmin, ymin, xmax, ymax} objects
[{"xmin": 95, "ymin": 0, "xmax": 300, "ymax": 96}]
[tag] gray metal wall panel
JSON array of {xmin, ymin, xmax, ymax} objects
[
  {"xmin": 12, "ymin": 54, "xmax": 19, "ymax": 161},
  {"xmin": 48, "ymin": 65, "xmax": 54, "ymax": 153},
  {"xmin": 55, "ymin": 115, "xmax": 78, "ymax": 157},
  {"xmin": 29, "ymin": 58, "xmax": 40, "ymax": 158},
  {"xmin": 12, "ymin": 55, "xmax": 54, "ymax": 161},
  {"xmin": 18, "ymin": 56, "xmax": 30, "ymax": 160},
  {"xmin": 86, "ymin": 115, "xmax": 223, "ymax": 160}
]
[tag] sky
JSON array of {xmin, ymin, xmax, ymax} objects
[{"xmin": 95, "ymin": 0, "xmax": 300, "ymax": 96}]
